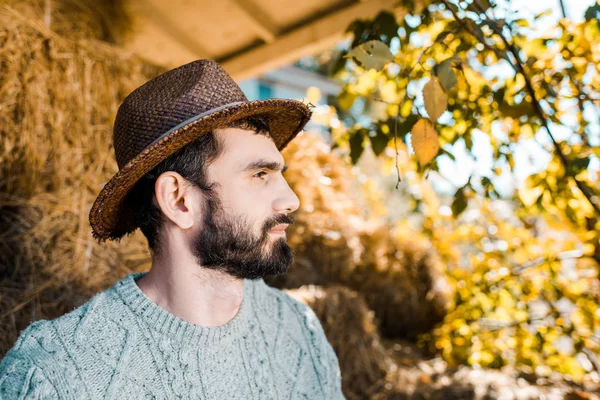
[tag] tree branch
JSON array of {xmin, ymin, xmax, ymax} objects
[
  {"xmin": 511, "ymin": 249, "xmax": 588, "ymax": 275},
  {"xmin": 440, "ymin": 0, "xmax": 600, "ymax": 217},
  {"xmin": 558, "ymin": 0, "xmax": 568, "ymax": 19},
  {"xmin": 489, "ymin": 21, "xmax": 600, "ymax": 216}
]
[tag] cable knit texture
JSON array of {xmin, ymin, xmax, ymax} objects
[{"xmin": 0, "ymin": 272, "xmax": 344, "ymax": 399}]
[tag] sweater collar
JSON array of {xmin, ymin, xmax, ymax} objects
[{"xmin": 115, "ymin": 271, "xmax": 255, "ymax": 345}]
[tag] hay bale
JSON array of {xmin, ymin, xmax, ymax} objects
[
  {"xmin": 4, "ymin": 0, "xmax": 132, "ymax": 43},
  {"xmin": 286, "ymin": 285, "xmax": 394, "ymax": 400},
  {"xmin": 269, "ymin": 133, "xmax": 452, "ymax": 339},
  {"xmin": 0, "ymin": 3, "xmax": 161, "ymax": 355},
  {"xmin": 350, "ymin": 224, "xmax": 451, "ymax": 339}
]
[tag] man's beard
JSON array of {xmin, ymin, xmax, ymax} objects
[{"xmin": 190, "ymin": 193, "xmax": 295, "ymax": 280}]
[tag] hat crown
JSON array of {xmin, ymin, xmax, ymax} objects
[{"xmin": 113, "ymin": 59, "xmax": 248, "ymax": 169}]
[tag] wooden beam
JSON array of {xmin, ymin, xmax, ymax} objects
[
  {"xmin": 138, "ymin": 0, "xmax": 212, "ymax": 59},
  {"xmin": 230, "ymin": 0, "xmax": 279, "ymax": 43},
  {"xmin": 221, "ymin": 0, "xmax": 400, "ymax": 81}
]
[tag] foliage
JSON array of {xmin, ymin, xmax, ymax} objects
[{"xmin": 314, "ymin": 0, "xmax": 600, "ymax": 381}]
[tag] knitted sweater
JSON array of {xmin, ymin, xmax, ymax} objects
[{"xmin": 0, "ymin": 272, "xmax": 344, "ymax": 399}]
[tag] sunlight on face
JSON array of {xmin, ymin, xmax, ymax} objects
[{"xmin": 208, "ymin": 127, "xmax": 300, "ymax": 238}]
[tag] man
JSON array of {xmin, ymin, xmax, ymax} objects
[{"xmin": 0, "ymin": 59, "xmax": 344, "ymax": 399}]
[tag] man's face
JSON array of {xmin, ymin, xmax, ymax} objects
[{"xmin": 189, "ymin": 127, "xmax": 300, "ymax": 280}]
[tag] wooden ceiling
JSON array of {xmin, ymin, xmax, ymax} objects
[{"xmin": 122, "ymin": 0, "xmax": 400, "ymax": 80}]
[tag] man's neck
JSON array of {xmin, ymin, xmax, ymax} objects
[{"xmin": 136, "ymin": 254, "xmax": 244, "ymax": 328}]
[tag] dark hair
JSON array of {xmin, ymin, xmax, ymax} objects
[{"xmin": 123, "ymin": 116, "xmax": 271, "ymax": 254}]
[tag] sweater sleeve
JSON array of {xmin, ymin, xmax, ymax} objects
[{"xmin": 0, "ymin": 354, "xmax": 60, "ymax": 399}]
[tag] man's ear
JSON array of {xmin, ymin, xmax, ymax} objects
[{"xmin": 154, "ymin": 172, "xmax": 197, "ymax": 230}]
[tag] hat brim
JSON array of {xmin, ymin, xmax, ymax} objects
[{"xmin": 89, "ymin": 98, "xmax": 312, "ymax": 241}]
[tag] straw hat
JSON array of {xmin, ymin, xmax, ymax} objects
[{"xmin": 89, "ymin": 59, "xmax": 313, "ymax": 241}]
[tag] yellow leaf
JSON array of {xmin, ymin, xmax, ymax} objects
[
  {"xmin": 518, "ymin": 185, "xmax": 542, "ymax": 207},
  {"xmin": 338, "ymin": 91, "xmax": 357, "ymax": 111},
  {"xmin": 411, "ymin": 118, "xmax": 440, "ymax": 165},
  {"xmin": 400, "ymin": 99, "xmax": 413, "ymax": 117},
  {"xmin": 380, "ymin": 79, "xmax": 398, "ymax": 103},
  {"xmin": 462, "ymin": 66, "xmax": 487, "ymax": 87},
  {"xmin": 423, "ymin": 78, "xmax": 448, "ymax": 122}
]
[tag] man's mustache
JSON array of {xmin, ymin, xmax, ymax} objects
[{"xmin": 263, "ymin": 214, "xmax": 294, "ymax": 232}]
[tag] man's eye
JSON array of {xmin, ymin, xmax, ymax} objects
[{"xmin": 253, "ymin": 171, "xmax": 268, "ymax": 179}]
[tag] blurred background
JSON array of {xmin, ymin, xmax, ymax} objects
[{"xmin": 0, "ymin": 0, "xmax": 599, "ymax": 398}]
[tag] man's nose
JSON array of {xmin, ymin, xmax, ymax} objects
[{"xmin": 273, "ymin": 181, "xmax": 300, "ymax": 214}]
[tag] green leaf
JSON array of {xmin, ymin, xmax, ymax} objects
[
  {"xmin": 328, "ymin": 49, "xmax": 348, "ymax": 77},
  {"xmin": 481, "ymin": 176, "xmax": 492, "ymax": 188},
  {"xmin": 464, "ymin": 131, "xmax": 473, "ymax": 151},
  {"xmin": 566, "ymin": 157, "xmax": 590, "ymax": 176},
  {"xmin": 565, "ymin": 205, "xmax": 578, "ymax": 223},
  {"xmin": 396, "ymin": 114, "xmax": 419, "ymax": 136},
  {"xmin": 349, "ymin": 129, "xmax": 366, "ymax": 164},
  {"xmin": 345, "ymin": 40, "xmax": 394, "ymax": 71},
  {"xmin": 435, "ymin": 57, "xmax": 459, "ymax": 91},
  {"xmin": 584, "ymin": 3, "xmax": 600, "ymax": 22},
  {"xmin": 456, "ymin": 41, "xmax": 472, "ymax": 53},
  {"xmin": 535, "ymin": 192, "xmax": 545, "ymax": 211},
  {"xmin": 451, "ymin": 186, "xmax": 468, "ymax": 217},
  {"xmin": 481, "ymin": 176, "xmax": 499, "ymax": 199},
  {"xmin": 373, "ymin": 11, "xmax": 399, "ymax": 42},
  {"xmin": 497, "ymin": 101, "xmax": 535, "ymax": 119},
  {"xmin": 346, "ymin": 19, "xmax": 366, "ymax": 37},
  {"xmin": 369, "ymin": 128, "xmax": 389, "ymax": 156}
]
